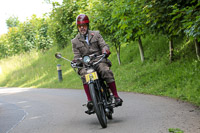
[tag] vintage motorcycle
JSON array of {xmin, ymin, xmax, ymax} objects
[{"xmin": 55, "ymin": 53, "xmax": 116, "ymax": 128}]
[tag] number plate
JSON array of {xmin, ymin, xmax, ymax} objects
[{"xmin": 85, "ymin": 72, "xmax": 98, "ymax": 83}]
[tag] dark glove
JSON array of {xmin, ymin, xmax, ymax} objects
[
  {"xmin": 71, "ymin": 59, "xmax": 77, "ymax": 68},
  {"xmin": 71, "ymin": 59, "xmax": 82, "ymax": 68},
  {"xmin": 102, "ymin": 49, "xmax": 111, "ymax": 57}
]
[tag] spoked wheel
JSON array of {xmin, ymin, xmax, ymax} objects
[{"xmin": 89, "ymin": 83, "xmax": 107, "ymax": 128}]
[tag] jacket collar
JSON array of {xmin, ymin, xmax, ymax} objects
[{"xmin": 88, "ymin": 30, "xmax": 94, "ymax": 43}]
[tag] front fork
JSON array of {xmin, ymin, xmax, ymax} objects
[
  {"xmin": 89, "ymin": 79, "xmax": 113, "ymax": 115},
  {"xmin": 96, "ymin": 80, "xmax": 114, "ymax": 114}
]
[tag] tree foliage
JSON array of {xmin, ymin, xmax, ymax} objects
[
  {"xmin": 88, "ymin": 0, "xmax": 123, "ymax": 64},
  {"xmin": 0, "ymin": 0, "xmax": 199, "ymax": 61},
  {"xmin": 6, "ymin": 16, "xmax": 20, "ymax": 28},
  {"xmin": 0, "ymin": 15, "xmax": 53, "ymax": 58},
  {"xmin": 111, "ymin": 0, "xmax": 146, "ymax": 62},
  {"xmin": 144, "ymin": 0, "xmax": 200, "ymax": 61},
  {"xmin": 48, "ymin": 0, "xmax": 79, "ymax": 48}
]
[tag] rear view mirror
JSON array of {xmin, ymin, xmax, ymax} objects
[{"xmin": 55, "ymin": 53, "xmax": 62, "ymax": 59}]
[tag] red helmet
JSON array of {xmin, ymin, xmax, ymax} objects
[{"xmin": 76, "ymin": 14, "xmax": 89, "ymax": 25}]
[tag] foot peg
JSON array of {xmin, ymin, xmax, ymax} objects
[{"xmin": 85, "ymin": 109, "xmax": 95, "ymax": 115}]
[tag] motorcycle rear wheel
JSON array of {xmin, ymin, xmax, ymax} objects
[{"xmin": 89, "ymin": 83, "xmax": 107, "ymax": 128}]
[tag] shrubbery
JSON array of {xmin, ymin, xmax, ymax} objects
[{"xmin": 0, "ymin": 15, "xmax": 53, "ymax": 58}]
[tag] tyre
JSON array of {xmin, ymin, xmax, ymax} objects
[{"xmin": 89, "ymin": 83, "xmax": 107, "ymax": 128}]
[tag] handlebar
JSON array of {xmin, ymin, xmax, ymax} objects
[
  {"xmin": 55, "ymin": 52, "xmax": 106, "ymax": 68},
  {"xmin": 72, "ymin": 54, "xmax": 106, "ymax": 68},
  {"xmin": 93, "ymin": 54, "xmax": 106, "ymax": 65}
]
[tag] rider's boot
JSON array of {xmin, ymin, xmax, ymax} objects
[
  {"xmin": 85, "ymin": 101, "xmax": 94, "ymax": 115},
  {"xmin": 108, "ymin": 81, "xmax": 123, "ymax": 107},
  {"xmin": 114, "ymin": 97, "xmax": 123, "ymax": 107},
  {"xmin": 83, "ymin": 84, "xmax": 94, "ymax": 114}
]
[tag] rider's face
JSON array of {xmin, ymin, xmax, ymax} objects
[{"xmin": 78, "ymin": 24, "xmax": 88, "ymax": 35}]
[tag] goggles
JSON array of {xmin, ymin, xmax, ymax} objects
[{"xmin": 77, "ymin": 24, "xmax": 87, "ymax": 29}]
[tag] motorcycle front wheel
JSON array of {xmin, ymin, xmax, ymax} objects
[{"xmin": 89, "ymin": 83, "xmax": 107, "ymax": 128}]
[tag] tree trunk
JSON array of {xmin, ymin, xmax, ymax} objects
[
  {"xmin": 138, "ymin": 36, "xmax": 144, "ymax": 62},
  {"xmin": 169, "ymin": 38, "xmax": 174, "ymax": 62},
  {"xmin": 117, "ymin": 50, "xmax": 121, "ymax": 65},
  {"xmin": 194, "ymin": 38, "xmax": 200, "ymax": 60},
  {"xmin": 114, "ymin": 43, "xmax": 121, "ymax": 65}
]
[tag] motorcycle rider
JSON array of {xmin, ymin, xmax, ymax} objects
[{"xmin": 71, "ymin": 14, "xmax": 123, "ymax": 114}]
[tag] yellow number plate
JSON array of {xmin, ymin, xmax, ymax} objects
[{"xmin": 85, "ymin": 72, "xmax": 98, "ymax": 83}]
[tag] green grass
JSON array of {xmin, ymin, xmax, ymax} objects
[
  {"xmin": 0, "ymin": 44, "xmax": 82, "ymax": 89},
  {"xmin": 0, "ymin": 35, "xmax": 199, "ymax": 106}
]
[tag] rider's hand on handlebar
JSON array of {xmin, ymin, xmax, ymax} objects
[
  {"xmin": 71, "ymin": 62, "xmax": 77, "ymax": 68},
  {"xmin": 102, "ymin": 49, "xmax": 111, "ymax": 58},
  {"xmin": 71, "ymin": 59, "xmax": 77, "ymax": 68},
  {"xmin": 71, "ymin": 59, "xmax": 83, "ymax": 68}
]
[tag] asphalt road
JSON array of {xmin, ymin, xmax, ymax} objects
[{"xmin": 0, "ymin": 87, "xmax": 199, "ymax": 133}]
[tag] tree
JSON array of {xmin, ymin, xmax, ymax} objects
[
  {"xmin": 0, "ymin": 34, "xmax": 9, "ymax": 58},
  {"xmin": 194, "ymin": 39, "xmax": 200, "ymax": 60},
  {"xmin": 180, "ymin": 0, "xmax": 200, "ymax": 60},
  {"xmin": 0, "ymin": 14, "xmax": 53, "ymax": 57},
  {"xmin": 89, "ymin": 0, "xmax": 123, "ymax": 65},
  {"xmin": 89, "ymin": 0, "xmax": 147, "ymax": 64},
  {"xmin": 48, "ymin": 0, "xmax": 79, "ymax": 49},
  {"xmin": 111, "ymin": 0, "xmax": 146, "ymax": 62},
  {"xmin": 6, "ymin": 16, "xmax": 20, "ymax": 28},
  {"xmin": 144, "ymin": 0, "xmax": 200, "ymax": 62}
]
